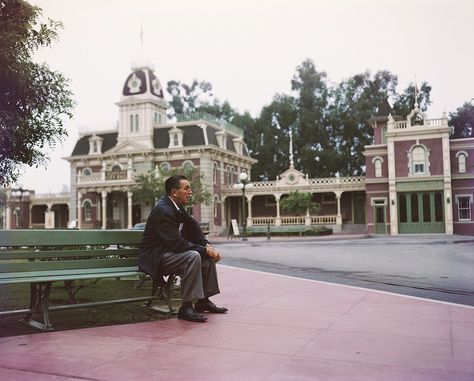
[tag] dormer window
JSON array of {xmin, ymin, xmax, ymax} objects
[
  {"xmin": 233, "ymin": 137, "xmax": 243, "ymax": 155},
  {"xmin": 168, "ymin": 126, "xmax": 184, "ymax": 148},
  {"xmin": 88, "ymin": 134, "xmax": 103, "ymax": 155},
  {"xmin": 215, "ymin": 131, "xmax": 226, "ymax": 149}
]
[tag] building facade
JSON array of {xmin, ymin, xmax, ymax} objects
[{"xmin": 2, "ymin": 64, "xmax": 473, "ymax": 235}]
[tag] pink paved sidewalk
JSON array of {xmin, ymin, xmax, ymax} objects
[{"xmin": 0, "ymin": 265, "xmax": 473, "ymax": 381}]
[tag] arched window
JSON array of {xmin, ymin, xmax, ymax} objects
[
  {"xmin": 374, "ymin": 158, "xmax": 382, "ymax": 177},
  {"xmin": 214, "ymin": 196, "xmax": 219, "ymax": 218},
  {"xmin": 213, "ymin": 162, "xmax": 219, "ymax": 184},
  {"xmin": 457, "ymin": 152, "xmax": 467, "ymax": 173},
  {"xmin": 408, "ymin": 143, "xmax": 430, "ymax": 176},
  {"xmin": 134, "ymin": 114, "xmax": 139, "ymax": 132},
  {"xmin": 227, "ymin": 166, "xmax": 234, "ymax": 185},
  {"xmin": 82, "ymin": 168, "xmax": 92, "ymax": 176},
  {"xmin": 111, "ymin": 165, "xmax": 121, "ymax": 172},
  {"xmin": 160, "ymin": 162, "xmax": 171, "ymax": 173},
  {"xmin": 412, "ymin": 146, "xmax": 426, "ymax": 174},
  {"xmin": 182, "ymin": 160, "xmax": 194, "ymax": 173},
  {"xmin": 83, "ymin": 200, "xmax": 92, "ymax": 221}
]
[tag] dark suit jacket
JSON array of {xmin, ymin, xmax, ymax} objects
[{"xmin": 138, "ymin": 196, "xmax": 209, "ymax": 279}]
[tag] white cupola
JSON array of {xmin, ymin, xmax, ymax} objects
[{"xmin": 115, "ymin": 60, "xmax": 168, "ymax": 148}]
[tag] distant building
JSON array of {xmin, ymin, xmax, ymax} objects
[
  {"xmin": 2, "ymin": 62, "xmax": 473, "ymax": 235},
  {"xmin": 364, "ymin": 99, "xmax": 474, "ymax": 235}
]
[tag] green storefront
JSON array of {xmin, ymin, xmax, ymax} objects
[{"xmin": 396, "ymin": 180, "xmax": 445, "ymax": 234}]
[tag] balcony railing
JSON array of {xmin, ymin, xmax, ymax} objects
[
  {"xmin": 176, "ymin": 111, "xmax": 244, "ymax": 136},
  {"xmin": 251, "ymin": 215, "xmax": 337, "ymax": 226}
]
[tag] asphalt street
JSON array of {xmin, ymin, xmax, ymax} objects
[{"xmin": 215, "ymin": 235, "xmax": 474, "ymax": 306}]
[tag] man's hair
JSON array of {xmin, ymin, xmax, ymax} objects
[{"xmin": 165, "ymin": 175, "xmax": 188, "ymax": 195}]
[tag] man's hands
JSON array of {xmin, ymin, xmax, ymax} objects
[{"xmin": 205, "ymin": 244, "xmax": 221, "ymax": 262}]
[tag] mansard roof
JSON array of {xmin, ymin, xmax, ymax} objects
[
  {"xmin": 70, "ymin": 124, "xmax": 250, "ymax": 157},
  {"xmin": 71, "ymin": 132, "xmax": 118, "ymax": 156}
]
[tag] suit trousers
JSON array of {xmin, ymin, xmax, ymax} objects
[{"xmin": 160, "ymin": 250, "xmax": 220, "ymax": 303}]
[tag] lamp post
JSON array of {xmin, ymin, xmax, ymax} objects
[
  {"xmin": 11, "ymin": 187, "xmax": 30, "ymax": 229},
  {"xmin": 233, "ymin": 172, "xmax": 253, "ymax": 241}
]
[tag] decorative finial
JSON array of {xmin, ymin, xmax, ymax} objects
[
  {"xmin": 414, "ymin": 75, "xmax": 419, "ymax": 110},
  {"xmin": 289, "ymin": 128, "xmax": 294, "ymax": 169},
  {"xmin": 140, "ymin": 23, "xmax": 144, "ymax": 59}
]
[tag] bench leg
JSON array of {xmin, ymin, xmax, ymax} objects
[
  {"xmin": 21, "ymin": 282, "xmax": 55, "ymax": 331},
  {"xmin": 143, "ymin": 275, "xmax": 178, "ymax": 316}
]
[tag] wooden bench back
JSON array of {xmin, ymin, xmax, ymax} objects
[{"xmin": 0, "ymin": 230, "xmax": 144, "ymax": 280}]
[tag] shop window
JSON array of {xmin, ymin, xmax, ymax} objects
[
  {"xmin": 411, "ymin": 194, "xmax": 419, "ymax": 222},
  {"xmin": 434, "ymin": 192, "xmax": 443, "ymax": 222},
  {"xmin": 399, "ymin": 194, "xmax": 407, "ymax": 223}
]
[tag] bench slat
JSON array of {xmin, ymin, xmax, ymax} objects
[
  {"xmin": 0, "ymin": 248, "xmax": 139, "ymax": 260},
  {"xmin": 0, "ymin": 229, "xmax": 142, "ymax": 246},
  {"xmin": 0, "ymin": 268, "xmax": 140, "ymax": 284},
  {"xmin": 0, "ymin": 258, "xmax": 138, "ymax": 273}
]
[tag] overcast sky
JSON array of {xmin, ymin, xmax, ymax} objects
[{"xmin": 19, "ymin": 0, "xmax": 474, "ymax": 193}]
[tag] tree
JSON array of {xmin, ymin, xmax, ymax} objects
[
  {"xmin": 330, "ymin": 70, "xmax": 399, "ymax": 176},
  {"xmin": 0, "ymin": 0, "xmax": 74, "ymax": 185},
  {"xmin": 166, "ymin": 79, "xmax": 214, "ymax": 118},
  {"xmin": 280, "ymin": 191, "xmax": 320, "ymax": 215},
  {"xmin": 392, "ymin": 82, "xmax": 432, "ymax": 117},
  {"xmin": 449, "ymin": 101, "xmax": 474, "ymax": 138},
  {"xmin": 291, "ymin": 59, "xmax": 331, "ymax": 178},
  {"xmin": 248, "ymin": 94, "xmax": 297, "ymax": 181},
  {"xmin": 131, "ymin": 166, "xmax": 212, "ymax": 207}
]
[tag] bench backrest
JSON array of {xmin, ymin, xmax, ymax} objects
[{"xmin": 0, "ymin": 230, "xmax": 144, "ymax": 276}]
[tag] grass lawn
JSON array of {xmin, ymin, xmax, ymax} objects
[{"xmin": 0, "ymin": 277, "xmax": 181, "ymax": 337}]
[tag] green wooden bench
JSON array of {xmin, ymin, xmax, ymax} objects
[{"xmin": 0, "ymin": 229, "xmax": 177, "ymax": 331}]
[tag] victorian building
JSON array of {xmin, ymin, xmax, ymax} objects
[{"xmin": 2, "ymin": 62, "xmax": 473, "ymax": 235}]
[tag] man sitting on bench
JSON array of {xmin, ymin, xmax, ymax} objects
[{"xmin": 139, "ymin": 175, "xmax": 228, "ymax": 322}]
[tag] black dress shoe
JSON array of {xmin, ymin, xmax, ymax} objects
[
  {"xmin": 178, "ymin": 305, "xmax": 207, "ymax": 322},
  {"xmin": 195, "ymin": 300, "xmax": 228, "ymax": 314}
]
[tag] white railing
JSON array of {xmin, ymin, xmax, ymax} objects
[
  {"xmin": 393, "ymin": 121, "xmax": 407, "ymax": 130},
  {"xmin": 311, "ymin": 215, "xmax": 336, "ymax": 224},
  {"xmin": 427, "ymin": 118, "xmax": 447, "ymax": 127},
  {"xmin": 251, "ymin": 215, "xmax": 338, "ymax": 226},
  {"xmin": 77, "ymin": 173, "xmax": 102, "ymax": 183},
  {"xmin": 252, "ymin": 217, "xmax": 276, "ymax": 226},
  {"xmin": 281, "ymin": 216, "xmax": 306, "ymax": 225}
]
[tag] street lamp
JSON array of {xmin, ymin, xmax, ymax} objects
[
  {"xmin": 233, "ymin": 172, "xmax": 253, "ymax": 241},
  {"xmin": 11, "ymin": 188, "xmax": 30, "ymax": 229}
]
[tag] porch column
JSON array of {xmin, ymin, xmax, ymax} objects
[
  {"xmin": 221, "ymin": 196, "xmax": 227, "ymax": 228},
  {"xmin": 275, "ymin": 194, "xmax": 282, "ymax": 226},
  {"xmin": 127, "ymin": 158, "xmax": 133, "ymax": 180},
  {"xmin": 336, "ymin": 191, "xmax": 342, "ymax": 226},
  {"xmin": 127, "ymin": 191, "xmax": 133, "ymax": 229},
  {"xmin": 5, "ymin": 204, "xmax": 11, "ymax": 229},
  {"xmin": 28, "ymin": 205, "xmax": 32, "ymax": 228},
  {"xmin": 101, "ymin": 190, "xmax": 107, "ymax": 230},
  {"xmin": 442, "ymin": 133, "xmax": 453, "ymax": 234},
  {"xmin": 101, "ymin": 161, "xmax": 106, "ymax": 181},
  {"xmin": 77, "ymin": 191, "xmax": 82, "ymax": 230},
  {"xmin": 246, "ymin": 195, "xmax": 253, "ymax": 227}
]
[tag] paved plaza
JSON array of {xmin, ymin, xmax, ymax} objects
[{"xmin": 1, "ymin": 262, "xmax": 473, "ymax": 380}]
